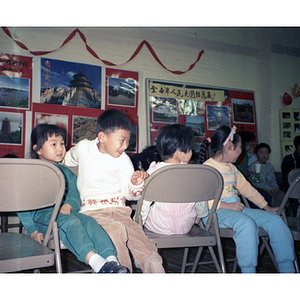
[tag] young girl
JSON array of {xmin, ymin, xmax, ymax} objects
[
  {"xmin": 17, "ymin": 123, "xmax": 129, "ymax": 273},
  {"xmin": 141, "ymin": 124, "xmax": 208, "ymax": 235},
  {"xmin": 198, "ymin": 125, "xmax": 295, "ymax": 273}
]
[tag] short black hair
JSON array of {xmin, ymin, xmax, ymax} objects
[
  {"xmin": 294, "ymin": 135, "xmax": 300, "ymax": 148},
  {"xmin": 97, "ymin": 108, "xmax": 131, "ymax": 134},
  {"xmin": 156, "ymin": 124, "xmax": 194, "ymax": 161},
  {"xmin": 254, "ymin": 142, "xmax": 271, "ymax": 154},
  {"xmin": 31, "ymin": 123, "xmax": 66, "ymax": 159}
]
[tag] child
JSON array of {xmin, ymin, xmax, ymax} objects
[
  {"xmin": 248, "ymin": 143, "xmax": 285, "ymax": 207},
  {"xmin": 141, "ymin": 124, "xmax": 208, "ymax": 235},
  {"xmin": 18, "ymin": 123, "xmax": 129, "ymax": 273},
  {"xmin": 63, "ymin": 109, "xmax": 164, "ymax": 273},
  {"xmin": 198, "ymin": 125, "xmax": 295, "ymax": 273}
]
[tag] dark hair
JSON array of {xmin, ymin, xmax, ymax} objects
[
  {"xmin": 31, "ymin": 123, "xmax": 66, "ymax": 159},
  {"xmin": 254, "ymin": 143, "xmax": 271, "ymax": 154},
  {"xmin": 97, "ymin": 108, "xmax": 131, "ymax": 134},
  {"xmin": 198, "ymin": 125, "xmax": 240, "ymax": 164},
  {"xmin": 130, "ymin": 145, "xmax": 161, "ymax": 171},
  {"xmin": 156, "ymin": 124, "xmax": 194, "ymax": 161},
  {"xmin": 237, "ymin": 130, "xmax": 256, "ymax": 144},
  {"xmin": 294, "ymin": 135, "xmax": 300, "ymax": 148}
]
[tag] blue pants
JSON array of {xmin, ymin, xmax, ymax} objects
[
  {"xmin": 203, "ymin": 202, "xmax": 295, "ymax": 273},
  {"xmin": 34, "ymin": 210, "xmax": 117, "ymax": 263}
]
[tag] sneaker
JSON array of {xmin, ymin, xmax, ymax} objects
[{"xmin": 98, "ymin": 261, "xmax": 130, "ymax": 273}]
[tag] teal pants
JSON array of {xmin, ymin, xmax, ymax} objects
[{"xmin": 33, "ymin": 210, "xmax": 117, "ymax": 263}]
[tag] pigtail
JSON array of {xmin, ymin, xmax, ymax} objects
[{"xmin": 198, "ymin": 139, "xmax": 210, "ymax": 164}]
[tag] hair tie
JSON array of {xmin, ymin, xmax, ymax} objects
[
  {"xmin": 223, "ymin": 126, "xmax": 237, "ymax": 146},
  {"xmin": 206, "ymin": 137, "xmax": 211, "ymax": 143}
]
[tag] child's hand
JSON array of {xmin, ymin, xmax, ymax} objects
[
  {"xmin": 219, "ymin": 201, "xmax": 245, "ymax": 212},
  {"xmin": 264, "ymin": 205, "xmax": 279, "ymax": 214},
  {"xmin": 131, "ymin": 170, "xmax": 149, "ymax": 186},
  {"xmin": 30, "ymin": 230, "xmax": 44, "ymax": 244},
  {"xmin": 270, "ymin": 188, "xmax": 279, "ymax": 194},
  {"xmin": 59, "ymin": 203, "xmax": 73, "ymax": 215}
]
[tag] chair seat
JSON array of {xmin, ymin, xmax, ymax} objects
[
  {"xmin": 144, "ymin": 225, "xmax": 216, "ymax": 249},
  {"xmin": 287, "ymin": 217, "xmax": 300, "ymax": 240},
  {"xmin": 0, "ymin": 233, "xmax": 54, "ymax": 272}
]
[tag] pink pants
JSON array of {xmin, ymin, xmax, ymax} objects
[{"xmin": 82, "ymin": 206, "xmax": 164, "ymax": 273}]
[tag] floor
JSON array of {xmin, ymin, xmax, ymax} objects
[{"xmin": 31, "ymin": 238, "xmax": 300, "ymax": 274}]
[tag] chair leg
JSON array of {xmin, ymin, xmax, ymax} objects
[
  {"xmin": 213, "ymin": 213, "xmax": 226, "ymax": 273},
  {"xmin": 52, "ymin": 222, "xmax": 63, "ymax": 273},
  {"xmin": 181, "ymin": 248, "xmax": 189, "ymax": 273},
  {"xmin": 191, "ymin": 247, "xmax": 204, "ymax": 273}
]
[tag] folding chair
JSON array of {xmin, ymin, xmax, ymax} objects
[
  {"xmin": 288, "ymin": 168, "xmax": 300, "ymax": 218},
  {"xmin": 0, "ymin": 158, "xmax": 65, "ymax": 273},
  {"xmin": 134, "ymin": 164, "xmax": 226, "ymax": 273},
  {"xmin": 277, "ymin": 174, "xmax": 300, "ymax": 273},
  {"xmin": 195, "ymin": 194, "xmax": 280, "ymax": 273}
]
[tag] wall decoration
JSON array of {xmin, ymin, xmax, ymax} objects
[
  {"xmin": 32, "ymin": 103, "xmax": 104, "ymax": 151},
  {"xmin": 292, "ymin": 83, "xmax": 300, "ymax": 98},
  {"xmin": 282, "ymin": 92, "xmax": 293, "ymax": 106},
  {"xmin": 146, "ymin": 79, "xmax": 258, "ymax": 150},
  {"xmin": 0, "ymin": 109, "xmax": 25, "ymax": 157},
  {"xmin": 0, "ymin": 52, "xmax": 32, "ymax": 110},
  {"xmin": 280, "ymin": 108, "xmax": 300, "ymax": 158},
  {"xmin": 232, "ymin": 98, "xmax": 255, "ymax": 124},
  {"xmin": 105, "ymin": 68, "xmax": 138, "ymax": 111},
  {"xmin": 2, "ymin": 27, "xmax": 204, "ymax": 75},
  {"xmin": 40, "ymin": 58, "xmax": 102, "ymax": 109}
]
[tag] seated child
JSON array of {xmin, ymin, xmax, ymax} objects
[
  {"xmin": 18, "ymin": 123, "xmax": 129, "ymax": 273},
  {"xmin": 141, "ymin": 124, "xmax": 208, "ymax": 235},
  {"xmin": 63, "ymin": 108, "xmax": 164, "ymax": 273},
  {"xmin": 198, "ymin": 125, "xmax": 295, "ymax": 273},
  {"xmin": 248, "ymin": 143, "xmax": 285, "ymax": 207}
]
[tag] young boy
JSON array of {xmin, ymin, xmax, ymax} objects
[
  {"xmin": 63, "ymin": 109, "xmax": 164, "ymax": 273},
  {"xmin": 248, "ymin": 143, "xmax": 285, "ymax": 207},
  {"xmin": 19, "ymin": 123, "xmax": 129, "ymax": 273}
]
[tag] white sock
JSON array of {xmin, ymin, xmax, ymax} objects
[
  {"xmin": 106, "ymin": 255, "xmax": 119, "ymax": 264},
  {"xmin": 89, "ymin": 254, "xmax": 107, "ymax": 273}
]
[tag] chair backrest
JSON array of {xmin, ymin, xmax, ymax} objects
[
  {"xmin": 135, "ymin": 164, "xmax": 223, "ymax": 229},
  {"xmin": 0, "ymin": 158, "xmax": 65, "ymax": 245},
  {"xmin": 278, "ymin": 174, "xmax": 300, "ymax": 216},
  {"xmin": 288, "ymin": 168, "xmax": 300, "ymax": 185}
]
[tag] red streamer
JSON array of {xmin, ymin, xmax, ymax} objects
[{"xmin": 2, "ymin": 27, "xmax": 204, "ymax": 75}]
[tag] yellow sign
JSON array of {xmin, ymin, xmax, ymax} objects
[{"xmin": 149, "ymin": 83, "xmax": 225, "ymax": 102}]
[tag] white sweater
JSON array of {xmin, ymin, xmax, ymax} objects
[{"xmin": 63, "ymin": 138, "xmax": 144, "ymax": 212}]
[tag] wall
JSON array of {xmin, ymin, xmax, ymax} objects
[{"xmin": 0, "ymin": 27, "xmax": 299, "ymax": 171}]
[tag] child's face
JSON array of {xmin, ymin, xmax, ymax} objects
[
  {"xmin": 227, "ymin": 140, "xmax": 242, "ymax": 163},
  {"xmin": 97, "ymin": 129, "xmax": 131, "ymax": 158},
  {"xmin": 36, "ymin": 134, "xmax": 65, "ymax": 163},
  {"xmin": 256, "ymin": 147, "xmax": 270, "ymax": 164}
]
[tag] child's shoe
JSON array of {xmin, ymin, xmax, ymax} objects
[{"xmin": 98, "ymin": 261, "xmax": 130, "ymax": 273}]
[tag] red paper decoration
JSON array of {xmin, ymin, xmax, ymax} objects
[{"xmin": 2, "ymin": 27, "xmax": 204, "ymax": 75}]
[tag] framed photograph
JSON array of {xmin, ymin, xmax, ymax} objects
[
  {"xmin": 105, "ymin": 68, "xmax": 139, "ymax": 114},
  {"xmin": 0, "ymin": 110, "xmax": 23, "ymax": 145},
  {"xmin": 0, "ymin": 53, "xmax": 32, "ymax": 110},
  {"xmin": 186, "ymin": 115, "xmax": 205, "ymax": 137},
  {"xmin": 40, "ymin": 58, "xmax": 102, "ymax": 109},
  {"xmin": 72, "ymin": 115, "xmax": 98, "ymax": 145},
  {"xmin": 206, "ymin": 105, "xmax": 230, "ymax": 130},
  {"xmin": 151, "ymin": 96, "xmax": 178, "ymax": 124},
  {"xmin": 232, "ymin": 98, "xmax": 255, "ymax": 124}
]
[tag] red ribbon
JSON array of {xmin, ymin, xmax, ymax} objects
[{"xmin": 2, "ymin": 27, "xmax": 204, "ymax": 75}]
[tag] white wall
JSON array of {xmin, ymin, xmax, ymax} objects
[{"xmin": 1, "ymin": 27, "xmax": 299, "ymax": 171}]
